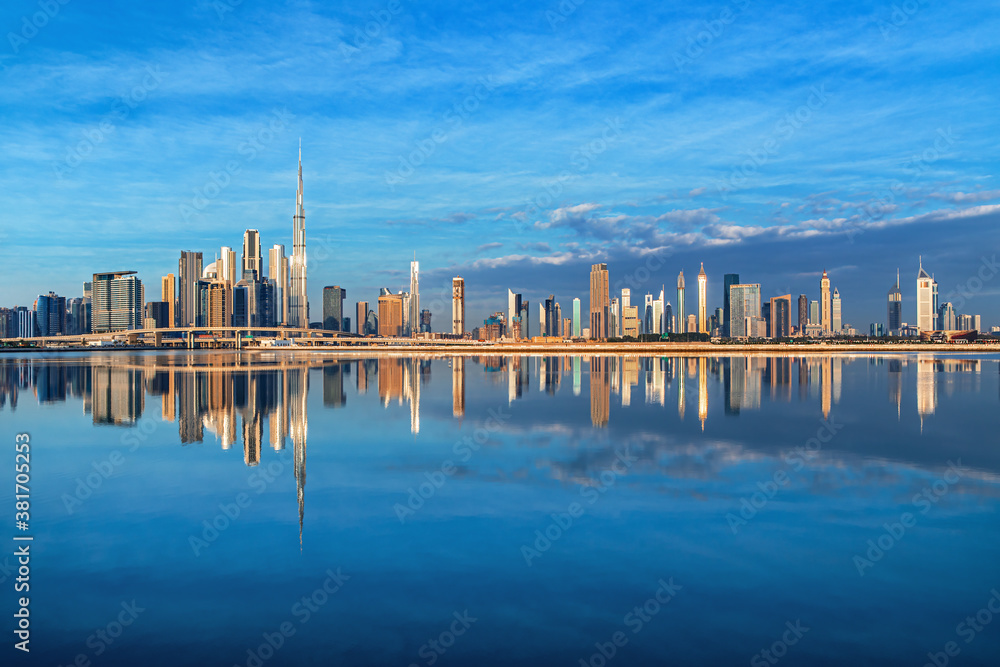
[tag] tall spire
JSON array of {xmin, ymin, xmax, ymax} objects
[{"xmin": 289, "ymin": 140, "xmax": 308, "ymax": 328}]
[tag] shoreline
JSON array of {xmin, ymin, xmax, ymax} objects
[{"xmin": 3, "ymin": 342, "xmax": 999, "ymax": 356}]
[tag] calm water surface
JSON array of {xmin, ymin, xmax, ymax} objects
[{"xmin": 1, "ymin": 351, "xmax": 999, "ymax": 666}]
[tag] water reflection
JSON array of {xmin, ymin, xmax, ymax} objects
[{"xmin": 1, "ymin": 353, "xmax": 992, "ymax": 434}]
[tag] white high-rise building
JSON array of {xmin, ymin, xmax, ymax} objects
[
  {"xmin": 452, "ymin": 277, "xmax": 465, "ymax": 336},
  {"xmin": 832, "ymin": 288, "xmax": 842, "ymax": 333},
  {"xmin": 220, "ymin": 247, "xmax": 237, "ymax": 284},
  {"xmin": 269, "ymin": 244, "xmax": 289, "ymax": 325},
  {"xmin": 697, "ymin": 263, "xmax": 708, "ymax": 333},
  {"xmin": 289, "ymin": 141, "xmax": 308, "ymax": 327},
  {"xmin": 916, "ymin": 257, "xmax": 938, "ymax": 332}
]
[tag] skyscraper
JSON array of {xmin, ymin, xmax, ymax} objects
[
  {"xmin": 161, "ymin": 274, "xmax": 176, "ymax": 327},
  {"xmin": 797, "ymin": 294, "xmax": 808, "ymax": 335},
  {"xmin": 729, "ymin": 283, "xmax": 762, "ymax": 339},
  {"xmin": 887, "ymin": 270, "xmax": 902, "ymax": 335},
  {"xmin": 323, "ymin": 286, "xmax": 346, "ymax": 331},
  {"xmin": 378, "ymin": 293, "xmax": 404, "ymax": 337},
  {"xmin": 572, "ymin": 298, "xmax": 581, "ymax": 337},
  {"xmin": 269, "ymin": 244, "xmax": 289, "ymax": 325},
  {"xmin": 242, "ymin": 230, "xmax": 262, "ymax": 280},
  {"xmin": 820, "ymin": 270, "xmax": 831, "ymax": 334},
  {"xmin": 356, "ymin": 301, "xmax": 368, "ymax": 335},
  {"xmin": 409, "ymin": 259, "xmax": 420, "ymax": 336},
  {"xmin": 289, "ymin": 142, "xmax": 308, "ymax": 328},
  {"xmin": 507, "ymin": 289, "xmax": 522, "ymax": 339},
  {"xmin": 810, "ymin": 300, "xmax": 819, "ymax": 325},
  {"xmin": 676, "ymin": 270, "xmax": 686, "ymax": 333},
  {"xmin": 938, "ymin": 302, "xmax": 956, "ymax": 330},
  {"xmin": 697, "ymin": 263, "xmax": 708, "ymax": 333},
  {"xmin": 92, "ymin": 271, "xmax": 143, "ymax": 333},
  {"xmin": 770, "ymin": 295, "xmax": 792, "ymax": 339},
  {"xmin": 832, "ymin": 288, "xmax": 842, "ymax": 333},
  {"xmin": 452, "ymin": 277, "xmax": 465, "ymax": 336},
  {"xmin": 589, "ymin": 263, "xmax": 610, "ymax": 339},
  {"xmin": 917, "ymin": 257, "xmax": 938, "ymax": 332},
  {"xmin": 220, "ymin": 247, "xmax": 237, "ymax": 284},
  {"xmin": 178, "ymin": 251, "xmax": 203, "ymax": 327},
  {"xmin": 723, "ymin": 274, "xmax": 740, "ymax": 337}
]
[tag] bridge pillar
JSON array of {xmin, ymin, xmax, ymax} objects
[
  {"xmin": 126, "ymin": 333, "xmax": 138, "ymax": 346},
  {"xmin": 154, "ymin": 332, "xmax": 162, "ymax": 347},
  {"xmin": 187, "ymin": 332, "xmax": 194, "ymax": 349},
  {"xmin": 236, "ymin": 331, "xmax": 242, "ymax": 350}
]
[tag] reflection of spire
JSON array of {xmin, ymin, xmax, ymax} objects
[{"xmin": 289, "ymin": 366, "xmax": 308, "ymax": 549}]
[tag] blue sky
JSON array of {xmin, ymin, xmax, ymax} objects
[{"xmin": 1, "ymin": 0, "xmax": 999, "ymax": 330}]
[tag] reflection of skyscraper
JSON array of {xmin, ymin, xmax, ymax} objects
[
  {"xmin": 622, "ymin": 356, "xmax": 639, "ymax": 407},
  {"xmin": 698, "ymin": 357, "xmax": 708, "ymax": 429},
  {"xmin": 821, "ymin": 357, "xmax": 832, "ymax": 419},
  {"xmin": 453, "ymin": 357, "xmax": 465, "ymax": 417},
  {"xmin": 916, "ymin": 355, "xmax": 936, "ymax": 429},
  {"xmin": 888, "ymin": 358, "xmax": 903, "ymax": 419},
  {"xmin": 323, "ymin": 364, "xmax": 346, "ymax": 407},
  {"xmin": 589, "ymin": 357, "xmax": 610, "ymax": 427},
  {"xmin": 677, "ymin": 361, "xmax": 686, "ymax": 419}
]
